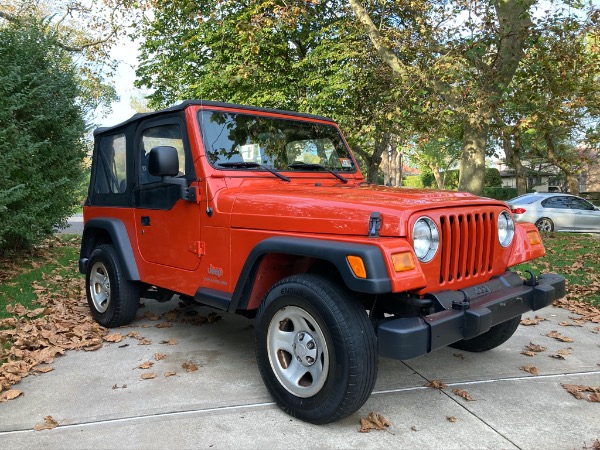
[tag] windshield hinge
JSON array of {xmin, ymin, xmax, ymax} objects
[{"xmin": 368, "ymin": 212, "xmax": 382, "ymax": 237}]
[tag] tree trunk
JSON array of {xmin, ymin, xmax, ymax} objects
[
  {"xmin": 458, "ymin": 116, "xmax": 487, "ymax": 195},
  {"xmin": 432, "ymin": 168, "xmax": 445, "ymax": 190},
  {"xmin": 365, "ymin": 131, "xmax": 390, "ymax": 184},
  {"xmin": 394, "ymin": 150, "xmax": 402, "ymax": 187},
  {"xmin": 503, "ymin": 131, "xmax": 527, "ymax": 196}
]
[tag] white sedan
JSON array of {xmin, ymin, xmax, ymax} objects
[{"xmin": 507, "ymin": 193, "xmax": 600, "ymax": 233}]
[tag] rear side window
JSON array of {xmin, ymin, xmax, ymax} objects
[
  {"xmin": 541, "ymin": 196, "xmax": 570, "ymax": 209},
  {"xmin": 94, "ymin": 133, "xmax": 127, "ymax": 194}
]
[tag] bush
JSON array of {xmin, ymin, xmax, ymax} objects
[
  {"xmin": 0, "ymin": 21, "xmax": 86, "ymax": 252},
  {"xmin": 482, "ymin": 187, "xmax": 520, "ymax": 200},
  {"xmin": 484, "ymin": 168, "xmax": 502, "ymax": 187}
]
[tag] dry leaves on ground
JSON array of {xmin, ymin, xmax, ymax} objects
[
  {"xmin": 160, "ymin": 339, "xmax": 178, "ymax": 345},
  {"xmin": 182, "ymin": 362, "xmax": 198, "ymax": 372},
  {"xmin": 446, "ymin": 416, "xmax": 457, "ymax": 423},
  {"xmin": 164, "ymin": 371, "xmax": 176, "ymax": 377},
  {"xmin": 0, "ymin": 258, "xmax": 107, "ymax": 399},
  {"xmin": 0, "ymin": 389, "xmax": 23, "ymax": 402},
  {"xmin": 359, "ymin": 412, "xmax": 392, "ymax": 433},
  {"xmin": 141, "ymin": 372, "xmax": 157, "ymax": 380},
  {"xmin": 137, "ymin": 361, "xmax": 154, "ymax": 369},
  {"xmin": 521, "ymin": 342, "xmax": 546, "ymax": 357},
  {"xmin": 520, "ymin": 365, "xmax": 540, "ymax": 375},
  {"xmin": 547, "ymin": 331, "xmax": 574, "ymax": 343},
  {"xmin": 561, "ymin": 384, "xmax": 600, "ymax": 402},
  {"xmin": 425, "ymin": 380, "xmax": 448, "ymax": 389},
  {"xmin": 554, "ymin": 298, "xmax": 600, "ymax": 324},
  {"xmin": 33, "ymin": 415, "xmax": 60, "ymax": 431},
  {"xmin": 104, "ymin": 333, "xmax": 124, "ymax": 343},
  {"xmin": 154, "ymin": 353, "xmax": 166, "ymax": 361},
  {"xmin": 549, "ymin": 349, "xmax": 572, "ymax": 360},
  {"xmin": 452, "ymin": 388, "xmax": 474, "ymax": 401},
  {"xmin": 520, "ymin": 316, "xmax": 547, "ymax": 326}
]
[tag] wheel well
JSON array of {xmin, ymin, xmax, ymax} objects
[
  {"xmin": 243, "ymin": 254, "xmax": 346, "ymax": 311},
  {"xmin": 81, "ymin": 228, "xmax": 112, "ymax": 259}
]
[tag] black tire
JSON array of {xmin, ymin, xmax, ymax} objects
[
  {"xmin": 535, "ymin": 217, "xmax": 554, "ymax": 232},
  {"xmin": 449, "ymin": 315, "xmax": 521, "ymax": 352},
  {"xmin": 86, "ymin": 244, "xmax": 139, "ymax": 327},
  {"xmin": 255, "ymin": 274, "xmax": 377, "ymax": 424}
]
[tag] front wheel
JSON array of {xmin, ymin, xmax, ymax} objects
[
  {"xmin": 449, "ymin": 315, "xmax": 521, "ymax": 352},
  {"xmin": 255, "ymin": 274, "xmax": 377, "ymax": 424}
]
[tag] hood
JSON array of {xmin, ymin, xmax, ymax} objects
[{"xmin": 225, "ymin": 184, "xmax": 506, "ymax": 237}]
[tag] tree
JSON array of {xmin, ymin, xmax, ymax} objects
[{"xmin": 0, "ymin": 19, "xmax": 87, "ymax": 252}]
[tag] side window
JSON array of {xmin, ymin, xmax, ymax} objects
[
  {"xmin": 140, "ymin": 124, "xmax": 185, "ymax": 184},
  {"xmin": 541, "ymin": 196, "xmax": 569, "ymax": 209},
  {"xmin": 94, "ymin": 133, "xmax": 127, "ymax": 194},
  {"xmin": 568, "ymin": 197, "xmax": 594, "ymax": 211}
]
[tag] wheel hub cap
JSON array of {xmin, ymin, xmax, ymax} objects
[{"xmin": 293, "ymin": 331, "xmax": 317, "ymax": 366}]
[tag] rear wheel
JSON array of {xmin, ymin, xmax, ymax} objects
[
  {"xmin": 535, "ymin": 217, "xmax": 554, "ymax": 232},
  {"xmin": 449, "ymin": 315, "xmax": 521, "ymax": 352},
  {"xmin": 86, "ymin": 244, "xmax": 139, "ymax": 327},
  {"xmin": 255, "ymin": 274, "xmax": 377, "ymax": 424}
]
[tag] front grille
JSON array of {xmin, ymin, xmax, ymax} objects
[{"xmin": 439, "ymin": 212, "xmax": 495, "ymax": 285}]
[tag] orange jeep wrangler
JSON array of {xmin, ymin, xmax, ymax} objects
[{"xmin": 80, "ymin": 101, "xmax": 565, "ymax": 424}]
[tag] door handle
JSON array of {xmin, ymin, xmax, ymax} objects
[{"xmin": 141, "ymin": 216, "xmax": 150, "ymax": 226}]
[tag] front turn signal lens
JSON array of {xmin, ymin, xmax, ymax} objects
[
  {"xmin": 347, "ymin": 255, "xmax": 367, "ymax": 279},
  {"xmin": 527, "ymin": 230, "xmax": 541, "ymax": 245},
  {"xmin": 392, "ymin": 252, "xmax": 415, "ymax": 272}
]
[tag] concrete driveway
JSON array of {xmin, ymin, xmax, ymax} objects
[{"xmin": 0, "ymin": 297, "xmax": 598, "ymax": 449}]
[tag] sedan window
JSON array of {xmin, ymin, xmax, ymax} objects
[
  {"xmin": 568, "ymin": 197, "xmax": 595, "ymax": 211},
  {"xmin": 541, "ymin": 196, "xmax": 570, "ymax": 209}
]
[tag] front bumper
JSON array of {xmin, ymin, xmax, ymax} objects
[{"xmin": 377, "ymin": 271, "xmax": 565, "ymax": 360}]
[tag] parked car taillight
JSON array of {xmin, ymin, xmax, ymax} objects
[{"xmin": 511, "ymin": 208, "xmax": 526, "ymax": 215}]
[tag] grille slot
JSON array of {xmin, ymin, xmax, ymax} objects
[{"xmin": 439, "ymin": 212, "xmax": 495, "ymax": 285}]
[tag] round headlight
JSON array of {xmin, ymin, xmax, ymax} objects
[
  {"xmin": 412, "ymin": 217, "xmax": 439, "ymax": 263},
  {"xmin": 498, "ymin": 211, "xmax": 515, "ymax": 247}
]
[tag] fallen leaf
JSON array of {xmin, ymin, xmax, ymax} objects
[
  {"xmin": 33, "ymin": 415, "xmax": 59, "ymax": 431},
  {"xmin": 138, "ymin": 361, "xmax": 154, "ymax": 369},
  {"xmin": 453, "ymin": 353, "xmax": 465, "ymax": 360},
  {"xmin": 561, "ymin": 384, "xmax": 600, "ymax": 400},
  {"xmin": 521, "ymin": 351, "xmax": 537, "ymax": 357},
  {"xmin": 144, "ymin": 311, "xmax": 161, "ymax": 321},
  {"xmin": 182, "ymin": 362, "xmax": 198, "ymax": 372},
  {"xmin": 547, "ymin": 331, "xmax": 574, "ymax": 343},
  {"xmin": 425, "ymin": 380, "xmax": 448, "ymax": 389},
  {"xmin": 520, "ymin": 316, "xmax": 547, "ymax": 326},
  {"xmin": 141, "ymin": 373, "xmax": 157, "ymax": 380},
  {"xmin": 359, "ymin": 412, "xmax": 392, "ymax": 433},
  {"xmin": 154, "ymin": 353, "xmax": 166, "ymax": 361},
  {"xmin": 410, "ymin": 426, "xmax": 418, "ymax": 431},
  {"xmin": 160, "ymin": 339, "xmax": 178, "ymax": 345},
  {"xmin": 589, "ymin": 393, "xmax": 600, "ymax": 402},
  {"xmin": 164, "ymin": 371, "xmax": 177, "ymax": 377},
  {"xmin": 155, "ymin": 322, "xmax": 172, "ymax": 328},
  {"xmin": 34, "ymin": 366, "xmax": 54, "ymax": 373},
  {"xmin": 0, "ymin": 389, "xmax": 23, "ymax": 402},
  {"xmin": 127, "ymin": 331, "xmax": 141, "ymax": 339},
  {"xmin": 549, "ymin": 349, "xmax": 572, "ymax": 360},
  {"xmin": 452, "ymin": 388, "xmax": 474, "ymax": 401},
  {"xmin": 520, "ymin": 365, "xmax": 540, "ymax": 375},
  {"xmin": 104, "ymin": 333, "xmax": 124, "ymax": 343},
  {"xmin": 446, "ymin": 416, "xmax": 457, "ymax": 423},
  {"xmin": 526, "ymin": 343, "xmax": 546, "ymax": 353}
]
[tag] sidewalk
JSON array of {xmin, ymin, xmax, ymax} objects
[{"xmin": 0, "ymin": 300, "xmax": 598, "ymax": 449}]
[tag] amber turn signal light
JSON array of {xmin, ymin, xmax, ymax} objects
[
  {"xmin": 527, "ymin": 230, "xmax": 541, "ymax": 245},
  {"xmin": 347, "ymin": 256, "xmax": 367, "ymax": 279},
  {"xmin": 392, "ymin": 252, "xmax": 415, "ymax": 272}
]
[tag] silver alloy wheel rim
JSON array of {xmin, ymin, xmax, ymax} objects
[
  {"xmin": 266, "ymin": 305, "xmax": 329, "ymax": 398},
  {"xmin": 537, "ymin": 219, "xmax": 552, "ymax": 232},
  {"xmin": 89, "ymin": 261, "xmax": 111, "ymax": 313}
]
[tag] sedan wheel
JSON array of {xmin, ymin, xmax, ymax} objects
[{"xmin": 535, "ymin": 217, "xmax": 554, "ymax": 232}]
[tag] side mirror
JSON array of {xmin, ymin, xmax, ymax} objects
[{"xmin": 148, "ymin": 146, "xmax": 179, "ymax": 177}]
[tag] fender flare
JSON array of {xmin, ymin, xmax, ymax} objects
[
  {"xmin": 228, "ymin": 236, "xmax": 392, "ymax": 312},
  {"xmin": 79, "ymin": 218, "xmax": 140, "ymax": 281}
]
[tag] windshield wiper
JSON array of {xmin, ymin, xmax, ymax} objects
[
  {"xmin": 288, "ymin": 162, "xmax": 348, "ymax": 184},
  {"xmin": 217, "ymin": 162, "xmax": 290, "ymax": 182}
]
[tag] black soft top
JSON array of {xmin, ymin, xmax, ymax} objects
[{"xmin": 94, "ymin": 100, "xmax": 336, "ymax": 136}]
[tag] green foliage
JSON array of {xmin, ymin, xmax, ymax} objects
[
  {"xmin": 482, "ymin": 187, "xmax": 518, "ymax": 201},
  {"xmin": 420, "ymin": 171, "xmax": 434, "ymax": 188},
  {"xmin": 0, "ymin": 20, "xmax": 87, "ymax": 252},
  {"xmin": 403, "ymin": 175, "xmax": 423, "ymax": 188},
  {"xmin": 484, "ymin": 168, "xmax": 502, "ymax": 188}
]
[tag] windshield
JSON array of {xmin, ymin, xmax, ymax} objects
[{"xmin": 198, "ymin": 110, "xmax": 356, "ymax": 172}]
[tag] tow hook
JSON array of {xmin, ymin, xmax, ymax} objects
[
  {"xmin": 524, "ymin": 270, "xmax": 539, "ymax": 287},
  {"xmin": 452, "ymin": 289, "xmax": 470, "ymax": 311}
]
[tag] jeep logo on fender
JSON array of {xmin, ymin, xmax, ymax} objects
[{"xmin": 208, "ymin": 264, "xmax": 223, "ymax": 278}]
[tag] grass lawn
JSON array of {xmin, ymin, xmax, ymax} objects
[{"xmin": 513, "ymin": 232, "xmax": 600, "ymax": 306}]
